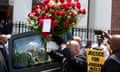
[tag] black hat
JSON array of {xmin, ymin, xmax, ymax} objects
[{"xmin": 51, "ymin": 35, "xmax": 63, "ymax": 45}]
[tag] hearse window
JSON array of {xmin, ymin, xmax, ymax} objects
[{"xmin": 12, "ymin": 35, "xmax": 52, "ymax": 69}]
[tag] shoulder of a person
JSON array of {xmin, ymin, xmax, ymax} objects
[
  {"xmin": 100, "ymin": 44, "xmax": 108, "ymax": 50},
  {"xmin": 76, "ymin": 55, "xmax": 87, "ymax": 61},
  {"xmin": 108, "ymin": 54, "xmax": 120, "ymax": 64}
]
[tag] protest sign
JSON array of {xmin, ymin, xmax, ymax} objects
[{"xmin": 86, "ymin": 49, "xmax": 105, "ymax": 72}]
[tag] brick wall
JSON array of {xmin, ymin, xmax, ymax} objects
[{"xmin": 111, "ymin": 0, "xmax": 120, "ymax": 34}]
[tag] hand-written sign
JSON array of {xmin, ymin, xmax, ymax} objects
[{"xmin": 86, "ymin": 49, "xmax": 105, "ymax": 72}]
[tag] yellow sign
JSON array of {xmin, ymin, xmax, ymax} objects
[{"xmin": 86, "ymin": 49, "xmax": 105, "ymax": 72}]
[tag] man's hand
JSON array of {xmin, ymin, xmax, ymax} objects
[{"xmin": 101, "ymin": 30, "xmax": 111, "ymax": 39}]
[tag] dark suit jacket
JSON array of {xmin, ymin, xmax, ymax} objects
[
  {"xmin": 47, "ymin": 48, "xmax": 87, "ymax": 72},
  {"xmin": 101, "ymin": 49, "xmax": 120, "ymax": 72},
  {"xmin": 0, "ymin": 50, "xmax": 8, "ymax": 72}
]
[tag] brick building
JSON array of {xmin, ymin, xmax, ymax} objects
[{"xmin": 111, "ymin": 0, "xmax": 120, "ymax": 34}]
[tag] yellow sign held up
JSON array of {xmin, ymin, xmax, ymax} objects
[{"xmin": 86, "ymin": 49, "xmax": 105, "ymax": 72}]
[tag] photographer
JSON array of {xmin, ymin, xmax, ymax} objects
[
  {"xmin": 92, "ymin": 30, "xmax": 111, "ymax": 60},
  {"xmin": 101, "ymin": 31, "xmax": 120, "ymax": 72}
]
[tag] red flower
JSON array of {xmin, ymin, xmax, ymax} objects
[
  {"xmin": 41, "ymin": 1, "xmax": 46, "ymax": 7},
  {"xmin": 48, "ymin": 5, "xmax": 56, "ymax": 9},
  {"xmin": 71, "ymin": 3, "xmax": 75, "ymax": 8},
  {"xmin": 67, "ymin": 0, "xmax": 72, "ymax": 3},
  {"xmin": 76, "ymin": 2, "xmax": 81, "ymax": 9},
  {"xmin": 60, "ymin": 11, "xmax": 66, "ymax": 17},
  {"xmin": 49, "ymin": 15, "xmax": 54, "ymax": 19},
  {"xmin": 60, "ymin": 4, "xmax": 64, "ymax": 8},
  {"xmin": 43, "ymin": 14, "xmax": 49, "ymax": 19},
  {"xmin": 64, "ymin": 21, "xmax": 69, "ymax": 27},
  {"xmin": 65, "ymin": 3, "xmax": 72, "ymax": 10},
  {"xmin": 32, "ymin": 5, "xmax": 41, "ymax": 10},
  {"xmin": 44, "ymin": 7, "xmax": 49, "ymax": 12},
  {"xmin": 70, "ymin": 12, "xmax": 75, "ymax": 18},
  {"xmin": 78, "ymin": 8, "xmax": 86, "ymax": 14},
  {"xmin": 41, "ymin": 32, "xmax": 50, "ymax": 40},
  {"xmin": 81, "ymin": 8, "xmax": 86, "ymax": 14},
  {"xmin": 55, "ymin": 10, "xmax": 61, "ymax": 16},
  {"xmin": 38, "ymin": 18, "xmax": 43, "ymax": 25},
  {"xmin": 27, "ymin": 0, "xmax": 86, "ymax": 42},
  {"xmin": 75, "ymin": 0, "xmax": 79, "ymax": 2},
  {"xmin": 43, "ymin": 0, "xmax": 50, "ymax": 5},
  {"xmin": 28, "ymin": 12, "xmax": 34, "ymax": 19},
  {"xmin": 32, "ymin": 10, "xmax": 39, "ymax": 16},
  {"xmin": 60, "ymin": 0, "xmax": 64, "ymax": 3}
]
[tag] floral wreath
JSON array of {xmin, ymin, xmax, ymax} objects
[{"xmin": 27, "ymin": 0, "xmax": 86, "ymax": 43}]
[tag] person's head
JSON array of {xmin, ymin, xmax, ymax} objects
[
  {"xmin": 73, "ymin": 36, "xmax": 82, "ymax": 45},
  {"xmin": 97, "ymin": 35, "xmax": 104, "ymax": 44},
  {"xmin": 86, "ymin": 39, "xmax": 91, "ymax": 45},
  {"xmin": 85, "ymin": 39, "xmax": 92, "ymax": 48},
  {"xmin": 0, "ymin": 34, "xmax": 8, "ymax": 44},
  {"xmin": 66, "ymin": 40, "xmax": 80, "ymax": 56},
  {"xmin": 109, "ymin": 35, "xmax": 120, "ymax": 51}
]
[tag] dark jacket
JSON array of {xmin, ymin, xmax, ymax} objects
[
  {"xmin": 47, "ymin": 48, "xmax": 87, "ymax": 72},
  {"xmin": 101, "ymin": 49, "xmax": 120, "ymax": 72},
  {"xmin": 0, "ymin": 49, "xmax": 8, "ymax": 72}
]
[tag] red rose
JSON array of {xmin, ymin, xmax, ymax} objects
[
  {"xmin": 43, "ymin": 14, "xmax": 49, "ymax": 19},
  {"xmin": 64, "ymin": 21, "xmax": 69, "ymax": 27},
  {"xmin": 36, "ymin": 5, "xmax": 41, "ymax": 9},
  {"xmin": 32, "ymin": 5, "xmax": 41, "ymax": 10},
  {"xmin": 65, "ymin": 3, "xmax": 71, "ymax": 10},
  {"xmin": 48, "ymin": 5, "xmax": 56, "ymax": 9},
  {"xmin": 55, "ymin": 11, "xmax": 61, "ymax": 16},
  {"xmin": 28, "ymin": 12, "xmax": 34, "ymax": 19},
  {"xmin": 70, "ymin": 12, "xmax": 75, "ymax": 18},
  {"xmin": 32, "ymin": 10, "xmax": 39, "ymax": 16},
  {"xmin": 37, "ymin": 16, "xmax": 42, "ymax": 20},
  {"xmin": 75, "ymin": 0, "xmax": 79, "ymax": 2},
  {"xmin": 49, "ymin": 15, "xmax": 54, "ymax": 19},
  {"xmin": 43, "ymin": 0, "xmax": 50, "ymax": 4},
  {"xmin": 38, "ymin": 18, "xmax": 43, "ymax": 25},
  {"xmin": 67, "ymin": 0, "xmax": 72, "ymax": 3},
  {"xmin": 78, "ymin": 8, "xmax": 86, "ymax": 14},
  {"xmin": 81, "ymin": 8, "xmax": 86, "ymax": 14},
  {"xmin": 76, "ymin": 2, "xmax": 81, "ymax": 9},
  {"xmin": 41, "ymin": 32, "xmax": 50, "ymax": 40},
  {"xmin": 60, "ymin": 0, "xmax": 64, "ymax": 3},
  {"xmin": 60, "ymin": 11, "xmax": 66, "ymax": 17},
  {"xmin": 60, "ymin": 4, "xmax": 64, "ymax": 8},
  {"xmin": 41, "ymin": 13, "xmax": 45, "ymax": 18},
  {"xmin": 41, "ymin": 1, "xmax": 46, "ymax": 6},
  {"xmin": 71, "ymin": 3, "xmax": 75, "ymax": 8}
]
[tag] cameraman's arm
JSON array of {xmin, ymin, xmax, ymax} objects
[{"xmin": 101, "ymin": 30, "xmax": 112, "ymax": 39}]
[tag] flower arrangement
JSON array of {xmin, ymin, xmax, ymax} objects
[{"xmin": 27, "ymin": 0, "xmax": 86, "ymax": 42}]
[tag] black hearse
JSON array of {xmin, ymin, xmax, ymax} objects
[{"xmin": 7, "ymin": 31, "xmax": 62, "ymax": 72}]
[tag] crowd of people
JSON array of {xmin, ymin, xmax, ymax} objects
[
  {"xmin": 46, "ymin": 30, "xmax": 120, "ymax": 72},
  {"xmin": 0, "ymin": 30, "xmax": 120, "ymax": 72}
]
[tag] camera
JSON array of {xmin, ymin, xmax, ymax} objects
[{"xmin": 94, "ymin": 30, "xmax": 102, "ymax": 35}]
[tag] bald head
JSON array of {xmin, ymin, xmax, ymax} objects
[
  {"xmin": 110, "ymin": 35, "xmax": 120, "ymax": 50},
  {"xmin": 66, "ymin": 40, "xmax": 80, "ymax": 56}
]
